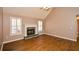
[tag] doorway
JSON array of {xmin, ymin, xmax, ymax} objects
[{"xmin": 77, "ymin": 15, "xmax": 79, "ymax": 39}]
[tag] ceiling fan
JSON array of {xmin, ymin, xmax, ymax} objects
[{"xmin": 40, "ymin": 7, "xmax": 51, "ymax": 11}]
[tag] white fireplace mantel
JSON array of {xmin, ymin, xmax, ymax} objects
[{"xmin": 24, "ymin": 24, "xmax": 38, "ymax": 37}]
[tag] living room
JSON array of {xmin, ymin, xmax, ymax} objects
[{"xmin": 0, "ymin": 7, "xmax": 79, "ymax": 51}]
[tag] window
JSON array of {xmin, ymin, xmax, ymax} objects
[
  {"xmin": 38, "ymin": 20, "xmax": 43, "ymax": 33},
  {"xmin": 10, "ymin": 17, "xmax": 22, "ymax": 35}
]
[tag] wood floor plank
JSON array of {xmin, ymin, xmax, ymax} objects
[{"xmin": 3, "ymin": 34, "xmax": 79, "ymax": 51}]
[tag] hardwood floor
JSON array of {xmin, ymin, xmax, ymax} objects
[{"xmin": 3, "ymin": 34, "xmax": 79, "ymax": 51}]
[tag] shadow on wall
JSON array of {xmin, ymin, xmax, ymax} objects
[{"xmin": 0, "ymin": 7, "xmax": 3, "ymax": 51}]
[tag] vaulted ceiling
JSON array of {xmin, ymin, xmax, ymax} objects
[{"xmin": 3, "ymin": 7, "xmax": 53, "ymax": 19}]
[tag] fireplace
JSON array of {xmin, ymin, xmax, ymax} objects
[
  {"xmin": 27, "ymin": 27, "xmax": 35, "ymax": 36},
  {"xmin": 24, "ymin": 25, "xmax": 38, "ymax": 39}
]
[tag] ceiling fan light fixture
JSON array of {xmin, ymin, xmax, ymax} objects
[{"xmin": 40, "ymin": 7, "xmax": 50, "ymax": 11}]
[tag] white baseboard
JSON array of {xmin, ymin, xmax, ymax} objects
[
  {"xmin": 3, "ymin": 37, "xmax": 24, "ymax": 44},
  {"xmin": 3, "ymin": 33, "xmax": 77, "ymax": 44},
  {"xmin": 44, "ymin": 33, "xmax": 77, "ymax": 42},
  {"xmin": 3, "ymin": 33, "xmax": 44, "ymax": 44}
]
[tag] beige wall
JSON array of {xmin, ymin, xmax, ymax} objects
[
  {"xmin": 0, "ymin": 7, "xmax": 3, "ymax": 49},
  {"xmin": 3, "ymin": 13, "xmax": 43, "ymax": 42},
  {"xmin": 45, "ymin": 7, "xmax": 79, "ymax": 41}
]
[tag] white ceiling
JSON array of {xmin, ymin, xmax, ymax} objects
[{"xmin": 3, "ymin": 7, "xmax": 53, "ymax": 19}]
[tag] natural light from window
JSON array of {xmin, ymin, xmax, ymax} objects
[
  {"xmin": 38, "ymin": 20, "xmax": 43, "ymax": 33},
  {"xmin": 10, "ymin": 17, "xmax": 22, "ymax": 35}
]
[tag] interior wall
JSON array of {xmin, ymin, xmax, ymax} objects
[
  {"xmin": 0, "ymin": 7, "xmax": 3, "ymax": 50},
  {"xmin": 3, "ymin": 13, "xmax": 43, "ymax": 42},
  {"xmin": 45, "ymin": 7, "xmax": 79, "ymax": 41}
]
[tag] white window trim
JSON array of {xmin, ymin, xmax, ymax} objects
[
  {"xmin": 38, "ymin": 20, "xmax": 43, "ymax": 33},
  {"xmin": 10, "ymin": 16, "xmax": 22, "ymax": 36}
]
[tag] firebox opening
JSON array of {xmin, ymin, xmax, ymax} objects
[{"xmin": 27, "ymin": 27, "xmax": 35, "ymax": 36}]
